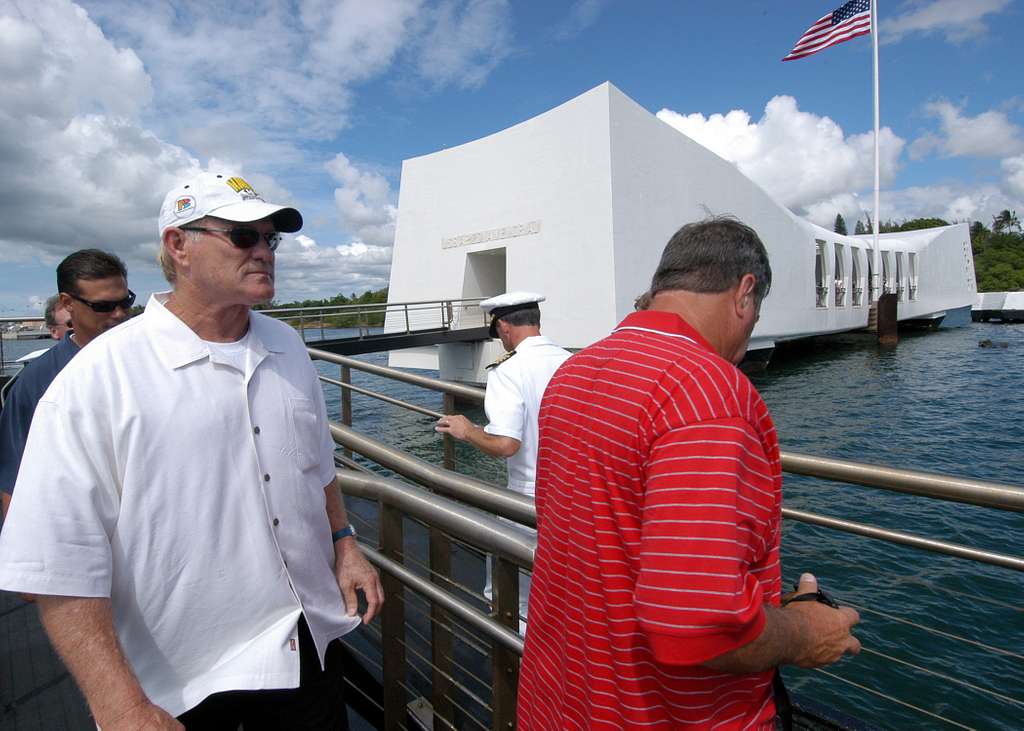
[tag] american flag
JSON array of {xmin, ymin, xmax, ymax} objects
[{"xmin": 783, "ymin": 0, "xmax": 872, "ymax": 61}]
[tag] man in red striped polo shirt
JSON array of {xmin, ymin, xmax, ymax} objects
[{"xmin": 519, "ymin": 217, "xmax": 861, "ymax": 729}]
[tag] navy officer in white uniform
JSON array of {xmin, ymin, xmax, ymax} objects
[
  {"xmin": 435, "ymin": 292, "xmax": 570, "ymax": 631},
  {"xmin": 0, "ymin": 171, "xmax": 382, "ymax": 730}
]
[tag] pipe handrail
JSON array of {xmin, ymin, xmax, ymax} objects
[
  {"xmin": 780, "ymin": 452, "xmax": 1024, "ymax": 513},
  {"xmin": 311, "ymin": 348, "xmax": 487, "ymax": 402},
  {"xmin": 0, "ymin": 316, "xmax": 46, "ymax": 324},
  {"xmin": 261, "ymin": 297, "xmax": 486, "ymax": 316},
  {"xmin": 330, "ymin": 422, "xmax": 536, "ymax": 527},
  {"xmin": 336, "ymin": 470, "xmax": 535, "ymax": 567},
  {"xmin": 333, "ymin": 418, "xmax": 1022, "ymax": 572},
  {"xmin": 782, "ymin": 508, "xmax": 1024, "ymax": 572},
  {"xmin": 320, "ymin": 375, "xmax": 442, "ymax": 420},
  {"xmin": 358, "ymin": 545, "xmax": 524, "ymax": 656},
  {"xmin": 311, "ymin": 349, "xmax": 1024, "ymax": 513}
]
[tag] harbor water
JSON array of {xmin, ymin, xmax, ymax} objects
[
  {"xmin": 1, "ymin": 320, "xmax": 1020, "ymax": 729},
  {"xmin": 314, "ymin": 320, "xmax": 1024, "ymax": 730}
]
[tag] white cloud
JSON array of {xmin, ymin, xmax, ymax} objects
[
  {"xmin": 412, "ymin": 0, "xmax": 513, "ymax": 89},
  {"xmin": 273, "ymin": 233, "xmax": 391, "ymax": 301},
  {"xmin": 80, "ymin": 0, "xmax": 511, "ymax": 140},
  {"xmin": 802, "ymin": 182, "xmax": 1022, "ymax": 231},
  {"xmin": 0, "ymin": 2, "xmax": 151, "ymax": 122},
  {"xmin": 553, "ymin": 0, "xmax": 608, "ymax": 41},
  {"xmin": 1002, "ymin": 155, "xmax": 1024, "ymax": 199},
  {"xmin": 0, "ymin": 0, "xmax": 511, "ymax": 298},
  {"xmin": 301, "ymin": 0, "xmax": 422, "ymax": 86},
  {"xmin": 326, "ymin": 153, "xmax": 398, "ymax": 248},
  {"xmin": 910, "ymin": 100, "xmax": 1024, "ymax": 160},
  {"xmin": 0, "ymin": 2, "xmax": 198, "ymax": 268},
  {"xmin": 803, "ymin": 194, "xmax": 869, "ymax": 231},
  {"xmin": 881, "ymin": 183, "xmax": 1018, "ymax": 226},
  {"xmin": 884, "ymin": 0, "xmax": 1012, "ymax": 44},
  {"xmin": 656, "ymin": 96, "xmax": 904, "ymax": 216}
]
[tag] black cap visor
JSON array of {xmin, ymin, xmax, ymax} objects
[{"xmin": 486, "ymin": 302, "xmax": 539, "ymax": 339}]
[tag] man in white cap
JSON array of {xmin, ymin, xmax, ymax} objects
[
  {"xmin": 435, "ymin": 291, "xmax": 570, "ymax": 631},
  {"xmin": 0, "ymin": 171, "xmax": 382, "ymax": 729}
]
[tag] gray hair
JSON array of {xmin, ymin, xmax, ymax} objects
[
  {"xmin": 43, "ymin": 295, "xmax": 62, "ymax": 327},
  {"xmin": 649, "ymin": 215, "xmax": 772, "ymax": 305},
  {"xmin": 499, "ymin": 307, "xmax": 540, "ymax": 328},
  {"xmin": 158, "ymin": 220, "xmax": 209, "ymax": 285}
]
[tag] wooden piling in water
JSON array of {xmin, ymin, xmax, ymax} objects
[{"xmin": 877, "ymin": 293, "xmax": 898, "ymax": 346}]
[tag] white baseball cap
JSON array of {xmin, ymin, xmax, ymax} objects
[{"xmin": 158, "ymin": 172, "xmax": 302, "ymax": 237}]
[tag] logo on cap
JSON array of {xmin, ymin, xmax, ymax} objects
[
  {"xmin": 225, "ymin": 176, "xmax": 259, "ymax": 201},
  {"xmin": 174, "ymin": 196, "xmax": 195, "ymax": 217}
]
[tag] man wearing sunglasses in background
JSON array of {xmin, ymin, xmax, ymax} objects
[
  {"xmin": 0, "ymin": 172, "xmax": 381, "ymax": 730},
  {"xmin": 0, "ymin": 248, "xmax": 131, "ymax": 520}
]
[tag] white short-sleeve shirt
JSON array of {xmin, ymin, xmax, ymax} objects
[
  {"xmin": 483, "ymin": 335, "xmax": 571, "ymax": 495},
  {"xmin": 0, "ymin": 293, "xmax": 359, "ymax": 715}
]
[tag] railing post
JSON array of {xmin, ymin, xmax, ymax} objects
[
  {"xmin": 446, "ymin": 300, "xmax": 454, "ymax": 329},
  {"xmin": 320, "ymin": 309, "xmax": 325, "ymax": 340},
  {"xmin": 299, "ymin": 313, "xmax": 306, "ymax": 341},
  {"xmin": 341, "ymin": 365, "xmax": 352, "ymax": 461},
  {"xmin": 380, "ymin": 502, "xmax": 406, "ymax": 731},
  {"xmin": 429, "ymin": 527, "xmax": 455, "ymax": 725},
  {"xmin": 442, "ymin": 393, "xmax": 456, "ymax": 471},
  {"xmin": 491, "ymin": 556, "xmax": 520, "ymax": 731},
  {"xmin": 404, "ymin": 304, "xmax": 411, "ymax": 334}
]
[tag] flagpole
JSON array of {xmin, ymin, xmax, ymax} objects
[{"xmin": 872, "ymin": 0, "xmax": 880, "ymax": 301}]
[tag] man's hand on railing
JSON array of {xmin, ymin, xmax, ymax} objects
[
  {"xmin": 435, "ymin": 414, "xmax": 476, "ymax": 441},
  {"xmin": 436, "ymin": 415, "xmax": 521, "ymax": 458},
  {"xmin": 780, "ymin": 573, "xmax": 861, "ymax": 668}
]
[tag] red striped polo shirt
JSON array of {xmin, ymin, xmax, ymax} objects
[{"xmin": 518, "ymin": 310, "xmax": 782, "ymax": 730}]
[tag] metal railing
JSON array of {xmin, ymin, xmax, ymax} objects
[
  {"xmin": 314, "ymin": 347, "xmax": 1024, "ymax": 730},
  {"xmin": 0, "ymin": 316, "xmax": 49, "ymax": 380},
  {"xmin": 258, "ymin": 298, "xmax": 488, "ymax": 342}
]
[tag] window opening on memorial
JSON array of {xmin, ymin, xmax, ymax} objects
[
  {"xmin": 814, "ymin": 240, "xmax": 828, "ymax": 308},
  {"xmin": 833, "ymin": 243, "xmax": 846, "ymax": 307},
  {"xmin": 895, "ymin": 252, "xmax": 905, "ymax": 301},
  {"xmin": 908, "ymin": 252, "xmax": 918, "ymax": 300},
  {"xmin": 851, "ymin": 247, "xmax": 863, "ymax": 306},
  {"xmin": 881, "ymin": 251, "xmax": 892, "ymax": 295}
]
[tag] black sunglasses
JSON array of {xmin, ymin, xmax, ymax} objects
[
  {"xmin": 68, "ymin": 290, "xmax": 136, "ymax": 313},
  {"xmin": 181, "ymin": 226, "xmax": 282, "ymax": 252}
]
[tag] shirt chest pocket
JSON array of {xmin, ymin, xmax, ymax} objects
[{"xmin": 289, "ymin": 397, "xmax": 322, "ymax": 473}]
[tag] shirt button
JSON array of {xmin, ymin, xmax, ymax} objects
[
  {"xmin": 273, "ymin": 518, "xmax": 280, "ymax": 526},
  {"xmin": 254, "ymin": 426, "xmax": 261, "ymax": 435},
  {"xmin": 263, "ymin": 473, "xmax": 270, "ymax": 482}
]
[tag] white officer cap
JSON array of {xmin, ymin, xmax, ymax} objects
[{"xmin": 480, "ymin": 291, "xmax": 545, "ymax": 338}]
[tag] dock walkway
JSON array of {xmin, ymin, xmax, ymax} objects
[{"xmin": 0, "ymin": 590, "xmax": 91, "ymax": 730}]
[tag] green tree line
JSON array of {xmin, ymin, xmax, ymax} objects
[
  {"xmin": 254, "ymin": 287, "xmax": 390, "ymax": 328},
  {"xmin": 834, "ymin": 211, "xmax": 1023, "ymax": 292}
]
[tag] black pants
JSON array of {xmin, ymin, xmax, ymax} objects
[{"xmin": 178, "ymin": 616, "xmax": 349, "ymax": 731}]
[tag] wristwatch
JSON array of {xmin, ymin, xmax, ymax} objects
[{"xmin": 332, "ymin": 524, "xmax": 357, "ymax": 542}]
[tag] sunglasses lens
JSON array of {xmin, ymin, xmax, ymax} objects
[
  {"xmin": 229, "ymin": 228, "xmax": 261, "ymax": 249},
  {"xmin": 227, "ymin": 228, "xmax": 279, "ymax": 250},
  {"xmin": 90, "ymin": 291, "xmax": 135, "ymax": 312}
]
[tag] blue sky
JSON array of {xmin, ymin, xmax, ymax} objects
[{"xmin": 1, "ymin": 0, "xmax": 1020, "ymax": 314}]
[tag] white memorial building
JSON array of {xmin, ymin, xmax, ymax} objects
[{"xmin": 386, "ymin": 83, "xmax": 977, "ymax": 382}]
